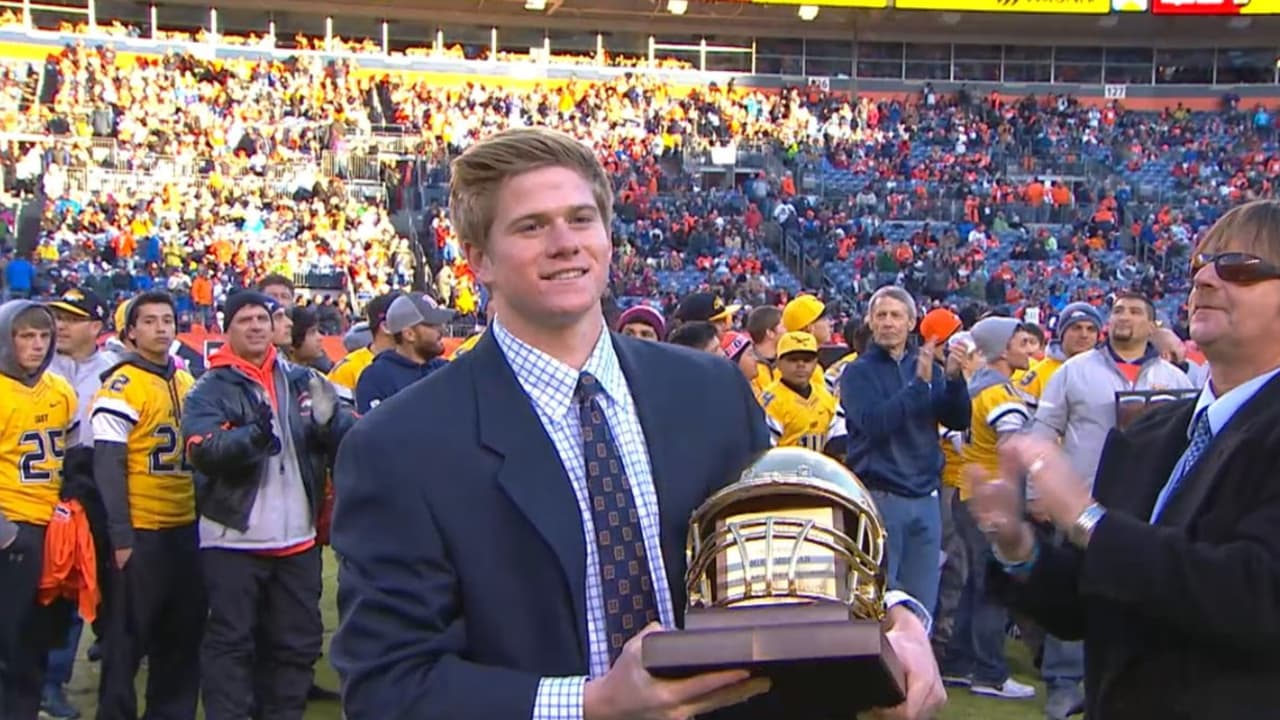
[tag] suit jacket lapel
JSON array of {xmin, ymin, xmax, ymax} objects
[
  {"xmin": 1104, "ymin": 402, "xmax": 1192, "ymax": 519},
  {"xmin": 612, "ymin": 335, "xmax": 690, "ymax": 616},
  {"xmin": 1156, "ymin": 376, "xmax": 1280, "ymax": 528},
  {"xmin": 470, "ymin": 332, "xmax": 588, "ymax": 659}
]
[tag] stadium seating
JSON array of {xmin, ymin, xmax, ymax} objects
[{"xmin": 0, "ymin": 19, "xmax": 1275, "ymax": 334}]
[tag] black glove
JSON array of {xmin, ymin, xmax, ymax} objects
[{"xmin": 250, "ymin": 400, "xmax": 281, "ymax": 455}]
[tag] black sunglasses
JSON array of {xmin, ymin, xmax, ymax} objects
[{"xmin": 1191, "ymin": 252, "xmax": 1280, "ymax": 285}]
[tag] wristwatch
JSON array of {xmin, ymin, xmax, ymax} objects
[{"xmin": 1069, "ymin": 502, "xmax": 1107, "ymax": 549}]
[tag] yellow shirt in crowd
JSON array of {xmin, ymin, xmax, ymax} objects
[
  {"xmin": 328, "ymin": 346, "xmax": 375, "ymax": 400},
  {"xmin": 761, "ymin": 379, "xmax": 846, "ymax": 453},
  {"xmin": 959, "ymin": 376, "xmax": 1035, "ymax": 500},
  {"xmin": 92, "ymin": 363, "xmax": 197, "ymax": 529},
  {"xmin": 0, "ymin": 371, "xmax": 77, "ymax": 525}
]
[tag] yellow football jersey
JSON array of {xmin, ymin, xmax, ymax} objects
[
  {"xmin": 960, "ymin": 378, "xmax": 1034, "ymax": 500},
  {"xmin": 761, "ymin": 379, "xmax": 846, "ymax": 453},
  {"xmin": 1013, "ymin": 355, "xmax": 1064, "ymax": 402},
  {"xmin": 328, "ymin": 346, "xmax": 374, "ymax": 399},
  {"xmin": 824, "ymin": 352, "xmax": 858, "ymax": 399},
  {"xmin": 0, "ymin": 371, "xmax": 77, "ymax": 525},
  {"xmin": 939, "ymin": 426, "xmax": 966, "ymax": 491},
  {"xmin": 747, "ymin": 357, "xmax": 775, "ymax": 404},
  {"xmin": 92, "ymin": 363, "xmax": 196, "ymax": 529}
]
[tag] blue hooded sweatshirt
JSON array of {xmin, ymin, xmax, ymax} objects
[
  {"xmin": 354, "ymin": 349, "xmax": 448, "ymax": 414},
  {"xmin": 840, "ymin": 341, "xmax": 971, "ymax": 497}
]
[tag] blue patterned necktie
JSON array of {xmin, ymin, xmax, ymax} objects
[
  {"xmin": 1151, "ymin": 411, "xmax": 1213, "ymax": 522},
  {"xmin": 575, "ymin": 371, "xmax": 658, "ymax": 664}
]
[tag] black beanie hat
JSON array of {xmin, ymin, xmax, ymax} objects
[{"xmin": 223, "ymin": 291, "xmax": 278, "ymax": 326}]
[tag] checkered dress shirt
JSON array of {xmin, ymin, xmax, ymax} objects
[{"xmin": 491, "ymin": 320, "xmax": 675, "ymax": 720}]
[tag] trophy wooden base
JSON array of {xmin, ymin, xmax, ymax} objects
[{"xmin": 641, "ymin": 603, "xmax": 906, "ymax": 716}]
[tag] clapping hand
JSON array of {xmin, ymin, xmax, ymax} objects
[
  {"xmin": 309, "ymin": 375, "xmax": 337, "ymax": 427},
  {"xmin": 997, "ymin": 435, "xmax": 1095, "ymax": 532},
  {"xmin": 944, "ymin": 342, "xmax": 966, "ymax": 379},
  {"xmin": 916, "ymin": 341, "xmax": 936, "ymax": 383},
  {"xmin": 250, "ymin": 397, "xmax": 281, "ymax": 455},
  {"xmin": 963, "ymin": 463, "xmax": 1034, "ymax": 562}
]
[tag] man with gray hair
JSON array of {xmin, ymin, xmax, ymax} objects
[{"xmin": 841, "ymin": 285, "xmax": 971, "ymax": 618}]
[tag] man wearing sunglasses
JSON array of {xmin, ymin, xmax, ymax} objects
[{"xmin": 966, "ymin": 199, "xmax": 1280, "ymax": 717}]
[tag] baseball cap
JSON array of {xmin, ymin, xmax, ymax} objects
[
  {"xmin": 721, "ymin": 330, "xmax": 751, "ymax": 362},
  {"xmin": 782, "ymin": 295, "xmax": 827, "ymax": 333},
  {"xmin": 947, "ymin": 330, "xmax": 977, "ymax": 354},
  {"xmin": 113, "ymin": 298, "xmax": 132, "ymax": 335},
  {"xmin": 365, "ymin": 292, "xmax": 402, "ymax": 331},
  {"xmin": 48, "ymin": 288, "xmax": 107, "ymax": 322},
  {"xmin": 777, "ymin": 331, "xmax": 819, "ymax": 358},
  {"xmin": 674, "ymin": 293, "xmax": 740, "ymax": 324},
  {"xmin": 385, "ymin": 295, "xmax": 457, "ymax": 334},
  {"xmin": 919, "ymin": 308, "xmax": 963, "ymax": 345}
]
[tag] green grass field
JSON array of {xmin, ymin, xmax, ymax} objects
[{"xmin": 64, "ymin": 552, "xmax": 1049, "ymax": 719}]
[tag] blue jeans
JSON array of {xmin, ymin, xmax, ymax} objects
[
  {"xmin": 871, "ymin": 489, "xmax": 942, "ymax": 617},
  {"xmin": 942, "ymin": 498, "xmax": 1010, "ymax": 686},
  {"xmin": 1043, "ymin": 635, "xmax": 1084, "ymax": 692},
  {"xmin": 44, "ymin": 613, "xmax": 83, "ymax": 691}
]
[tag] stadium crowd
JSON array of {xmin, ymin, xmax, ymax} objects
[
  {"xmin": 0, "ymin": 20, "xmax": 1278, "ymax": 720},
  {"xmin": 0, "ymin": 34, "xmax": 1274, "ymax": 333}
]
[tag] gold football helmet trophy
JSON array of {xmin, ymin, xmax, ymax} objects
[
  {"xmin": 643, "ymin": 447, "xmax": 903, "ymax": 714},
  {"xmin": 685, "ymin": 446, "xmax": 888, "ymax": 620}
]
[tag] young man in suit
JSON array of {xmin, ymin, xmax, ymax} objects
[
  {"xmin": 330, "ymin": 127, "xmax": 945, "ymax": 720},
  {"xmin": 968, "ymin": 199, "xmax": 1280, "ymax": 718}
]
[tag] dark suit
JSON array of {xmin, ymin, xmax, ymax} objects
[
  {"xmin": 989, "ymin": 374, "xmax": 1280, "ymax": 719},
  {"xmin": 330, "ymin": 331, "xmax": 771, "ymax": 719}
]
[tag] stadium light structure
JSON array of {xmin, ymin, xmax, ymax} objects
[
  {"xmin": 798, "ymin": 5, "xmax": 819, "ymax": 20},
  {"xmin": 668, "ymin": 0, "xmax": 689, "ymax": 14}
]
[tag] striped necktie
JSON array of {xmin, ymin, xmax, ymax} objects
[{"xmin": 1151, "ymin": 411, "xmax": 1213, "ymax": 522}]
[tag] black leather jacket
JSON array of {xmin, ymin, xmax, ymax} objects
[{"xmin": 181, "ymin": 354, "xmax": 356, "ymax": 532}]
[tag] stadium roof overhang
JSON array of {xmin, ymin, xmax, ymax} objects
[{"xmin": 145, "ymin": 0, "xmax": 1280, "ymax": 46}]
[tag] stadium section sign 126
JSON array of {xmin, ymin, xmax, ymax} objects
[
  {"xmin": 746, "ymin": 0, "xmax": 890, "ymax": 7},
  {"xmin": 1151, "ymin": 0, "xmax": 1278, "ymax": 13},
  {"xmin": 896, "ymin": 0, "xmax": 1109, "ymax": 11}
]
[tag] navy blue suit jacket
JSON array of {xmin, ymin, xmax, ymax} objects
[{"xmin": 330, "ymin": 330, "xmax": 771, "ymax": 719}]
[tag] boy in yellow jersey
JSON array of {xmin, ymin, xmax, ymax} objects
[
  {"xmin": 0, "ymin": 300, "xmax": 78, "ymax": 720},
  {"xmin": 90, "ymin": 291, "xmax": 205, "ymax": 719},
  {"xmin": 327, "ymin": 292, "xmax": 400, "ymax": 401},
  {"xmin": 761, "ymin": 331, "xmax": 847, "ymax": 456},
  {"xmin": 781, "ymin": 294, "xmax": 833, "ymax": 390},
  {"xmin": 941, "ymin": 316, "xmax": 1039, "ymax": 700}
]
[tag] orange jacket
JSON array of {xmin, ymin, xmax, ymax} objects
[{"xmin": 38, "ymin": 500, "xmax": 100, "ymax": 623}]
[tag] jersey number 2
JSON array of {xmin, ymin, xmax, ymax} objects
[
  {"xmin": 149, "ymin": 425, "xmax": 192, "ymax": 475},
  {"xmin": 19, "ymin": 429, "xmax": 66, "ymax": 484}
]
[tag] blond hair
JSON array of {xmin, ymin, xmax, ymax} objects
[
  {"xmin": 1196, "ymin": 199, "xmax": 1280, "ymax": 266},
  {"xmin": 448, "ymin": 127, "xmax": 613, "ymax": 251}
]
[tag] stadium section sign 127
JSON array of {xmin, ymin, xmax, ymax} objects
[
  {"xmin": 1151, "ymin": 0, "xmax": 1279, "ymax": 13},
  {"xmin": 896, "ymin": 0, "xmax": 1109, "ymax": 11}
]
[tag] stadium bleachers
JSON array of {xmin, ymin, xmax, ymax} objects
[{"xmin": 0, "ymin": 18, "xmax": 1275, "ymax": 337}]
